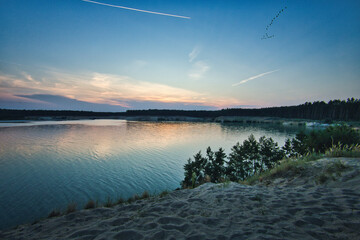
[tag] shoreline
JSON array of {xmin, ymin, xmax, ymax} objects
[
  {"xmin": 1, "ymin": 157, "xmax": 359, "ymax": 239},
  {"xmin": 0, "ymin": 116, "xmax": 350, "ymax": 128}
]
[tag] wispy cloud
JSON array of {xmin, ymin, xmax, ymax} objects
[
  {"xmin": 189, "ymin": 46, "xmax": 200, "ymax": 63},
  {"xmin": 0, "ymin": 71, "xmax": 203, "ymax": 106},
  {"xmin": 232, "ymin": 69, "xmax": 280, "ymax": 86},
  {"xmin": 188, "ymin": 61, "xmax": 210, "ymax": 80},
  {"xmin": 0, "ymin": 69, "xmax": 243, "ymax": 109},
  {"xmin": 81, "ymin": 0, "xmax": 191, "ymax": 19}
]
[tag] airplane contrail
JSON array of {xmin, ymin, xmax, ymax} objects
[
  {"xmin": 232, "ymin": 69, "xmax": 280, "ymax": 86},
  {"xmin": 81, "ymin": 0, "xmax": 191, "ymax": 19}
]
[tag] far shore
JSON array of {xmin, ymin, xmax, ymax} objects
[{"xmin": 0, "ymin": 115, "xmax": 354, "ymax": 128}]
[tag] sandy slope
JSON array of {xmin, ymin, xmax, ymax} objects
[{"xmin": 1, "ymin": 158, "xmax": 360, "ymax": 240}]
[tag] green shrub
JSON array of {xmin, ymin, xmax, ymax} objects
[
  {"xmin": 227, "ymin": 142, "xmax": 251, "ymax": 181},
  {"xmin": 284, "ymin": 125, "xmax": 360, "ymax": 156},
  {"xmin": 182, "ymin": 126, "xmax": 359, "ymax": 188},
  {"xmin": 182, "ymin": 147, "xmax": 227, "ymax": 188},
  {"xmin": 259, "ymin": 136, "xmax": 284, "ymax": 170}
]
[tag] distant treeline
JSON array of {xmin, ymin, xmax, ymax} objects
[
  {"xmin": 1, "ymin": 98, "xmax": 359, "ymax": 121},
  {"xmin": 127, "ymin": 98, "xmax": 360, "ymax": 121},
  {"xmin": 0, "ymin": 109, "xmax": 126, "ymax": 120}
]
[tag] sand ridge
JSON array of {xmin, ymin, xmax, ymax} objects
[{"xmin": 1, "ymin": 157, "xmax": 360, "ymax": 239}]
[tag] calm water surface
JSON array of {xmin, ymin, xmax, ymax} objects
[{"xmin": 0, "ymin": 120, "xmax": 304, "ymax": 229}]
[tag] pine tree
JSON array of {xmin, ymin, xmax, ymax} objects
[
  {"xmin": 212, "ymin": 148, "xmax": 226, "ymax": 182},
  {"xmin": 259, "ymin": 136, "xmax": 284, "ymax": 171}
]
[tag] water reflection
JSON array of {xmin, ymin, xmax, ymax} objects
[{"xmin": 0, "ymin": 120, "xmax": 304, "ymax": 230}]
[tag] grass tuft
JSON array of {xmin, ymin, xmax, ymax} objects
[
  {"xmin": 48, "ymin": 209, "xmax": 61, "ymax": 218},
  {"xmin": 66, "ymin": 202, "xmax": 77, "ymax": 214},
  {"xmin": 126, "ymin": 196, "xmax": 135, "ymax": 204},
  {"xmin": 84, "ymin": 199, "xmax": 96, "ymax": 209},
  {"xmin": 141, "ymin": 191, "xmax": 150, "ymax": 199},
  {"xmin": 240, "ymin": 154, "xmax": 322, "ymax": 185},
  {"xmin": 316, "ymin": 159, "xmax": 348, "ymax": 184},
  {"xmin": 316, "ymin": 173, "xmax": 330, "ymax": 184},
  {"xmin": 104, "ymin": 196, "xmax": 113, "ymax": 208},
  {"xmin": 133, "ymin": 194, "xmax": 140, "ymax": 201},
  {"xmin": 325, "ymin": 160, "xmax": 347, "ymax": 176},
  {"xmin": 159, "ymin": 190, "xmax": 169, "ymax": 198},
  {"xmin": 117, "ymin": 197, "xmax": 125, "ymax": 205},
  {"xmin": 325, "ymin": 144, "xmax": 360, "ymax": 158},
  {"xmin": 217, "ymin": 180, "xmax": 231, "ymax": 188}
]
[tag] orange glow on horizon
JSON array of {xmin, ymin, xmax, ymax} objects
[{"xmin": 0, "ymin": 71, "xmax": 244, "ymax": 109}]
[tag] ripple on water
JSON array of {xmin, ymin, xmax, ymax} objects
[{"xmin": 0, "ymin": 120, "xmax": 303, "ymax": 230}]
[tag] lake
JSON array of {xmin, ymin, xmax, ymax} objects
[{"xmin": 0, "ymin": 120, "xmax": 304, "ymax": 230}]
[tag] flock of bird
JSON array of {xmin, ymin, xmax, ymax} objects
[
  {"xmin": 261, "ymin": 6, "xmax": 287, "ymax": 40},
  {"xmin": 261, "ymin": 33, "xmax": 275, "ymax": 40}
]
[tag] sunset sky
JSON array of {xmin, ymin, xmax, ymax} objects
[{"xmin": 0, "ymin": 0, "xmax": 359, "ymax": 111}]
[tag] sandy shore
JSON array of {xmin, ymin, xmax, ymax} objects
[{"xmin": 1, "ymin": 157, "xmax": 360, "ymax": 240}]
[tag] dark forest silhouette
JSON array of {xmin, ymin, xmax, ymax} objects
[
  {"xmin": 1, "ymin": 98, "xmax": 359, "ymax": 121},
  {"xmin": 182, "ymin": 125, "xmax": 360, "ymax": 188}
]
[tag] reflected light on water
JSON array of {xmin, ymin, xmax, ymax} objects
[{"xmin": 0, "ymin": 120, "xmax": 304, "ymax": 230}]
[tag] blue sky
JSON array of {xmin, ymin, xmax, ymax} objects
[{"xmin": 0, "ymin": 0, "xmax": 359, "ymax": 111}]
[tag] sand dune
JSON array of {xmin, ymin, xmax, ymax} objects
[{"xmin": 1, "ymin": 157, "xmax": 360, "ymax": 239}]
